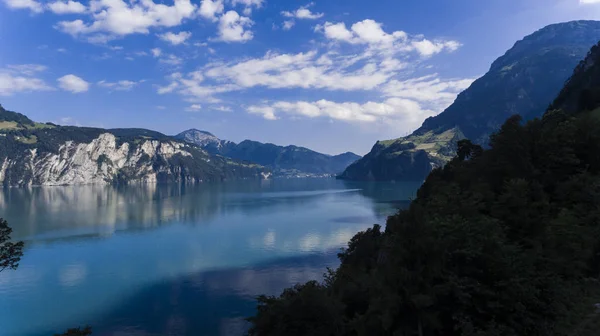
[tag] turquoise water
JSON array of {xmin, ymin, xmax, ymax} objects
[{"xmin": 0, "ymin": 178, "xmax": 421, "ymax": 336}]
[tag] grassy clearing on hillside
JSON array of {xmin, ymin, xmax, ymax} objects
[
  {"xmin": 0, "ymin": 121, "xmax": 19, "ymax": 130},
  {"xmin": 15, "ymin": 135, "xmax": 38, "ymax": 144}
]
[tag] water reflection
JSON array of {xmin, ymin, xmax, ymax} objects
[{"xmin": 0, "ymin": 179, "xmax": 421, "ymax": 336}]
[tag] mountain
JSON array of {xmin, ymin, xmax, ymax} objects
[
  {"xmin": 340, "ymin": 20, "xmax": 600, "ymax": 181},
  {"xmin": 248, "ymin": 40, "xmax": 600, "ymax": 336},
  {"xmin": 175, "ymin": 129, "xmax": 361, "ymax": 176},
  {"xmin": 0, "ymin": 105, "xmax": 267, "ymax": 187}
]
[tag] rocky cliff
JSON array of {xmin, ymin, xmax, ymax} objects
[{"xmin": 0, "ymin": 105, "xmax": 266, "ymax": 187}]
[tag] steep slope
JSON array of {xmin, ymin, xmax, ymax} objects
[
  {"xmin": 176, "ymin": 130, "xmax": 361, "ymax": 176},
  {"xmin": 249, "ymin": 40, "xmax": 600, "ymax": 336},
  {"xmin": 340, "ymin": 20, "xmax": 600, "ymax": 181},
  {"xmin": 0, "ymin": 106, "xmax": 267, "ymax": 186}
]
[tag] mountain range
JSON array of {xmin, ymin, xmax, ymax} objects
[
  {"xmin": 340, "ymin": 20, "xmax": 600, "ymax": 181},
  {"xmin": 0, "ymin": 106, "xmax": 361, "ymax": 186},
  {"xmin": 0, "ymin": 105, "xmax": 267, "ymax": 186},
  {"xmin": 175, "ymin": 129, "xmax": 361, "ymax": 177}
]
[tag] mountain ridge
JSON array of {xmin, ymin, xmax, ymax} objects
[
  {"xmin": 0, "ymin": 105, "xmax": 267, "ymax": 186},
  {"xmin": 340, "ymin": 20, "xmax": 600, "ymax": 181},
  {"xmin": 175, "ymin": 129, "xmax": 361, "ymax": 176}
]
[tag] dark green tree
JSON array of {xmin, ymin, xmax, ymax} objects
[{"xmin": 0, "ymin": 218, "xmax": 24, "ymax": 273}]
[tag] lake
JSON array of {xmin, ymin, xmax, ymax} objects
[{"xmin": 0, "ymin": 178, "xmax": 421, "ymax": 336}]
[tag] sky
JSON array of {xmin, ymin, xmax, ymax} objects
[{"xmin": 0, "ymin": 0, "xmax": 600, "ymax": 155}]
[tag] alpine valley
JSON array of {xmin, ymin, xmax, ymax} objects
[{"xmin": 340, "ymin": 20, "xmax": 600, "ymax": 182}]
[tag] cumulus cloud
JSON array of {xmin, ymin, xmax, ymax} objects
[
  {"xmin": 316, "ymin": 19, "xmax": 460, "ymax": 57},
  {"xmin": 282, "ymin": 3, "xmax": 323, "ymax": 20},
  {"xmin": 55, "ymin": 0, "xmax": 197, "ymax": 42},
  {"xmin": 158, "ymin": 31, "xmax": 192, "ymax": 45},
  {"xmin": 198, "ymin": 0, "xmax": 223, "ymax": 21},
  {"xmin": 151, "ymin": 48, "xmax": 162, "ymax": 57},
  {"xmin": 247, "ymin": 98, "xmax": 433, "ymax": 125},
  {"xmin": 185, "ymin": 104, "xmax": 202, "ymax": 111},
  {"xmin": 215, "ymin": 10, "xmax": 253, "ymax": 42},
  {"xmin": 47, "ymin": 0, "xmax": 86, "ymax": 14},
  {"xmin": 202, "ymin": 51, "xmax": 402, "ymax": 91},
  {"xmin": 156, "ymin": 49, "xmax": 406, "ymax": 102},
  {"xmin": 0, "ymin": 65, "xmax": 53, "ymax": 96},
  {"xmin": 3, "ymin": 0, "xmax": 43, "ymax": 13},
  {"xmin": 282, "ymin": 20, "xmax": 295, "ymax": 30},
  {"xmin": 97, "ymin": 79, "xmax": 143, "ymax": 91},
  {"xmin": 57, "ymin": 74, "xmax": 89, "ymax": 93},
  {"xmin": 159, "ymin": 54, "xmax": 183, "ymax": 65},
  {"xmin": 382, "ymin": 75, "xmax": 475, "ymax": 109}
]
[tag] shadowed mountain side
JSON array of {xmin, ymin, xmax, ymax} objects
[{"xmin": 340, "ymin": 20, "xmax": 600, "ymax": 182}]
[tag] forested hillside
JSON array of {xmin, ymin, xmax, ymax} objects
[{"xmin": 247, "ymin": 40, "xmax": 600, "ymax": 336}]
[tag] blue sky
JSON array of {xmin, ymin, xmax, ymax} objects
[{"xmin": 0, "ymin": 0, "xmax": 599, "ymax": 155}]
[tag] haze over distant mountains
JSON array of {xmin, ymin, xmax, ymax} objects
[
  {"xmin": 340, "ymin": 20, "xmax": 600, "ymax": 182},
  {"xmin": 175, "ymin": 129, "xmax": 361, "ymax": 177}
]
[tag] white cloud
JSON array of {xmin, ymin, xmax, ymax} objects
[
  {"xmin": 230, "ymin": 0, "xmax": 263, "ymax": 14},
  {"xmin": 151, "ymin": 48, "xmax": 162, "ymax": 57},
  {"xmin": 282, "ymin": 4, "xmax": 323, "ymax": 20},
  {"xmin": 47, "ymin": 0, "xmax": 86, "ymax": 14},
  {"xmin": 158, "ymin": 31, "xmax": 192, "ymax": 45},
  {"xmin": 316, "ymin": 19, "xmax": 460, "ymax": 57},
  {"xmin": 57, "ymin": 74, "xmax": 89, "ymax": 93},
  {"xmin": 198, "ymin": 0, "xmax": 223, "ymax": 21},
  {"xmin": 247, "ymin": 98, "xmax": 436, "ymax": 128},
  {"xmin": 382, "ymin": 75, "xmax": 475, "ymax": 111},
  {"xmin": 231, "ymin": 0, "xmax": 263, "ymax": 7},
  {"xmin": 202, "ymin": 51, "xmax": 400, "ymax": 91},
  {"xmin": 57, "ymin": 48, "xmax": 68, "ymax": 53},
  {"xmin": 411, "ymin": 39, "xmax": 461, "ymax": 57},
  {"xmin": 3, "ymin": 0, "xmax": 43, "ymax": 13},
  {"xmin": 247, "ymin": 106, "xmax": 277, "ymax": 120},
  {"xmin": 211, "ymin": 105, "xmax": 232, "ymax": 112},
  {"xmin": 580, "ymin": 0, "xmax": 600, "ymax": 3},
  {"xmin": 215, "ymin": 10, "xmax": 253, "ymax": 42},
  {"xmin": 185, "ymin": 104, "xmax": 202, "ymax": 111},
  {"xmin": 6, "ymin": 64, "xmax": 47, "ymax": 76},
  {"xmin": 160, "ymin": 54, "xmax": 183, "ymax": 65},
  {"xmin": 0, "ymin": 65, "xmax": 53, "ymax": 96},
  {"xmin": 55, "ymin": 0, "xmax": 197, "ymax": 41},
  {"xmin": 247, "ymin": 97, "xmax": 436, "ymax": 126},
  {"xmin": 97, "ymin": 79, "xmax": 143, "ymax": 91},
  {"xmin": 282, "ymin": 20, "xmax": 295, "ymax": 30}
]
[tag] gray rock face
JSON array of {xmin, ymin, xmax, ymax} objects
[{"xmin": 0, "ymin": 133, "xmax": 202, "ymax": 186}]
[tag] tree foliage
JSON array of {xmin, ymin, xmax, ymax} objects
[
  {"xmin": 248, "ymin": 85, "xmax": 600, "ymax": 335},
  {"xmin": 53, "ymin": 326, "xmax": 93, "ymax": 336},
  {"xmin": 0, "ymin": 218, "xmax": 24, "ymax": 273}
]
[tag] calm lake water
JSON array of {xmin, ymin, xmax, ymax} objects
[{"xmin": 0, "ymin": 178, "xmax": 421, "ymax": 336}]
